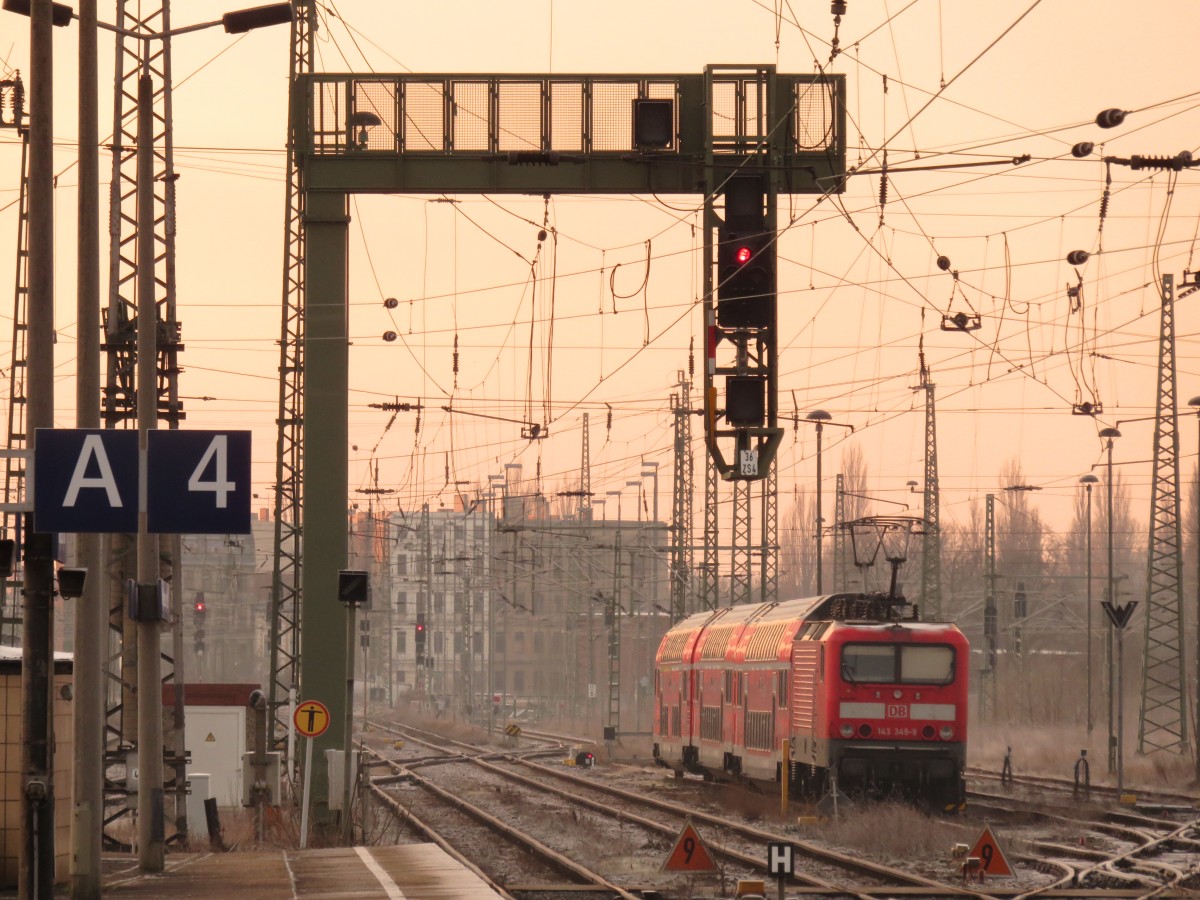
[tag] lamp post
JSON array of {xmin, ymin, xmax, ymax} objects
[
  {"xmin": 1099, "ymin": 426, "xmax": 1121, "ymax": 774},
  {"xmin": 4, "ymin": 0, "xmax": 293, "ymax": 879},
  {"xmin": 805, "ymin": 410, "xmax": 854, "ymax": 594},
  {"xmin": 807, "ymin": 410, "xmax": 831, "ymax": 593},
  {"xmin": 1080, "ymin": 473, "xmax": 1099, "ymax": 735},
  {"xmin": 640, "ymin": 460, "xmax": 660, "ymax": 523}
]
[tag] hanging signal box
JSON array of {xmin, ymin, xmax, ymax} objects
[
  {"xmin": 717, "ymin": 230, "xmax": 774, "ymax": 328},
  {"xmin": 940, "ymin": 312, "xmax": 981, "ymax": 332},
  {"xmin": 717, "ymin": 173, "xmax": 774, "ymax": 329}
]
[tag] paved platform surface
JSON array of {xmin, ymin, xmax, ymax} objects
[{"xmin": 96, "ymin": 843, "xmax": 505, "ymax": 898}]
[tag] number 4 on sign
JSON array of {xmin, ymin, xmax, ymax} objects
[
  {"xmin": 663, "ymin": 820, "xmax": 717, "ymax": 872},
  {"xmin": 970, "ymin": 824, "xmax": 1013, "ymax": 877}
]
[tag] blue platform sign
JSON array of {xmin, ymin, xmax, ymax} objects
[
  {"xmin": 147, "ymin": 430, "xmax": 252, "ymax": 534},
  {"xmin": 34, "ymin": 429, "xmax": 139, "ymax": 533}
]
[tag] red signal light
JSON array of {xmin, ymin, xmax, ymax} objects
[
  {"xmin": 734, "ymin": 245, "xmax": 753, "ymax": 265},
  {"xmin": 415, "ymin": 622, "xmax": 425, "ymax": 632},
  {"xmin": 194, "ymin": 601, "xmax": 206, "ymax": 613}
]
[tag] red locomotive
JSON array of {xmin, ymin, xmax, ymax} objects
[{"xmin": 652, "ymin": 592, "xmax": 967, "ymax": 810}]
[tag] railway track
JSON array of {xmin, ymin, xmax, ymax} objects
[
  {"xmin": 366, "ymin": 718, "xmax": 992, "ymax": 898},
  {"xmin": 967, "ymin": 765, "xmax": 1200, "ymax": 812},
  {"xmin": 965, "ymin": 783, "xmax": 1200, "ymax": 896}
]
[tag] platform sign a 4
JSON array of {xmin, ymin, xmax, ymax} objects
[
  {"xmin": 146, "ymin": 430, "xmax": 252, "ymax": 535},
  {"xmin": 34, "ymin": 429, "xmax": 139, "ymax": 533}
]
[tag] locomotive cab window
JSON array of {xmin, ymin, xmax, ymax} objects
[{"xmin": 841, "ymin": 643, "xmax": 955, "ymax": 684}]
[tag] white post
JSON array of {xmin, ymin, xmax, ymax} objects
[
  {"xmin": 299, "ymin": 737, "xmax": 313, "ymax": 849},
  {"xmin": 288, "ymin": 686, "xmax": 297, "ymax": 784}
]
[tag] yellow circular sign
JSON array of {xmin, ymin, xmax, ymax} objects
[{"xmin": 294, "ymin": 699, "xmax": 331, "ymax": 738}]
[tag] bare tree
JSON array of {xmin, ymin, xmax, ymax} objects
[
  {"xmin": 840, "ymin": 443, "xmax": 870, "ymax": 521},
  {"xmin": 779, "ymin": 486, "xmax": 817, "ymax": 598}
]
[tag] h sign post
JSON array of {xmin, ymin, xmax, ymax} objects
[{"xmin": 767, "ymin": 841, "xmax": 793, "ymax": 899}]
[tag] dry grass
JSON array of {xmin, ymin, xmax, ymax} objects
[
  {"xmin": 799, "ymin": 800, "xmax": 973, "ymax": 865},
  {"xmin": 969, "ymin": 722, "xmax": 1197, "ymax": 790}
]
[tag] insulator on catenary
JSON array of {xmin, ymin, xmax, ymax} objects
[
  {"xmin": 1130, "ymin": 152, "xmax": 1195, "ymax": 171},
  {"xmin": 537, "ymin": 229, "xmax": 548, "ymax": 242},
  {"xmin": 1066, "ymin": 250, "xmax": 1089, "ymax": 266},
  {"xmin": 878, "ymin": 175, "xmax": 888, "ymax": 208},
  {"xmin": 1071, "ymin": 142, "xmax": 1094, "ymax": 158},
  {"xmin": 1095, "ymin": 108, "xmax": 1126, "ymax": 129},
  {"xmin": 831, "ymin": 0, "xmax": 847, "ymax": 13},
  {"xmin": 936, "ymin": 255, "xmax": 951, "ymax": 271}
]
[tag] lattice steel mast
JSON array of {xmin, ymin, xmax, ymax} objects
[
  {"xmin": 669, "ymin": 373, "xmax": 695, "ymax": 619},
  {"xmin": 102, "ymin": 0, "xmax": 188, "ymax": 845},
  {"xmin": 760, "ymin": 467, "xmax": 778, "ymax": 603},
  {"xmin": 833, "ymin": 474, "xmax": 846, "ymax": 591},
  {"xmin": 268, "ymin": 0, "xmax": 315, "ymax": 766},
  {"xmin": 1, "ymin": 77, "xmax": 27, "ymax": 646},
  {"xmin": 1137, "ymin": 272, "xmax": 1189, "ymax": 755},
  {"xmin": 579, "ymin": 412, "xmax": 591, "ymax": 520},
  {"xmin": 981, "ymin": 493, "xmax": 997, "ymax": 719},
  {"xmin": 916, "ymin": 357, "xmax": 942, "ymax": 618}
]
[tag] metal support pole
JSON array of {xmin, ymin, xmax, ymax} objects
[
  {"xmin": 814, "ymin": 420, "xmax": 824, "ymax": 593},
  {"xmin": 135, "ymin": 67, "xmax": 165, "ymax": 873},
  {"xmin": 342, "ymin": 600, "xmax": 356, "ymax": 843},
  {"xmin": 1102, "ymin": 428, "xmax": 1120, "ymax": 774},
  {"xmin": 300, "ymin": 191, "xmax": 350, "ymax": 818},
  {"xmin": 1117, "ymin": 623, "xmax": 1126, "ymax": 797},
  {"xmin": 1084, "ymin": 478, "xmax": 1095, "ymax": 735},
  {"xmin": 22, "ymin": 1, "xmax": 56, "ymax": 894},
  {"xmin": 72, "ymin": 0, "xmax": 104, "ymax": 894},
  {"xmin": 1193, "ymin": 397, "xmax": 1200, "ymax": 779}
]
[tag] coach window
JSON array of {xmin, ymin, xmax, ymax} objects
[
  {"xmin": 900, "ymin": 644, "xmax": 955, "ymax": 684},
  {"xmin": 841, "ymin": 644, "xmax": 894, "ymax": 683},
  {"xmin": 777, "ymin": 670, "xmax": 788, "ymax": 706}
]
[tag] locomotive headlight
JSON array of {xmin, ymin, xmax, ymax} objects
[
  {"xmin": 839, "ymin": 723, "xmax": 854, "ymax": 738},
  {"xmin": 940, "ymin": 725, "xmax": 955, "ymax": 740}
]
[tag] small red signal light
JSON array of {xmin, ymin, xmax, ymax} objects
[
  {"xmin": 734, "ymin": 245, "xmax": 753, "ymax": 265},
  {"xmin": 194, "ymin": 601, "xmax": 206, "ymax": 613}
]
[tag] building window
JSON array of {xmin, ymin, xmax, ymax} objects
[
  {"xmin": 434, "ymin": 632, "xmax": 443, "ymax": 654},
  {"xmin": 396, "ymin": 631, "xmax": 407, "ymax": 654},
  {"xmin": 395, "ymin": 591, "xmax": 407, "ymax": 614},
  {"xmin": 396, "ymin": 555, "xmax": 408, "ymax": 576},
  {"xmin": 533, "ymin": 632, "xmax": 544, "ymax": 654},
  {"xmin": 513, "ymin": 670, "xmax": 525, "ymax": 693}
]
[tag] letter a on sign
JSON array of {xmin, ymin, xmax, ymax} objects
[
  {"xmin": 969, "ymin": 824, "xmax": 1013, "ymax": 877},
  {"xmin": 663, "ymin": 820, "xmax": 717, "ymax": 872}
]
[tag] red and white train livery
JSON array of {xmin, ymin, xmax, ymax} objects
[{"xmin": 652, "ymin": 592, "xmax": 968, "ymax": 809}]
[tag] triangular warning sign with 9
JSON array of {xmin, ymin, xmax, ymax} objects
[
  {"xmin": 970, "ymin": 824, "xmax": 1013, "ymax": 876},
  {"xmin": 663, "ymin": 821, "xmax": 717, "ymax": 872}
]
